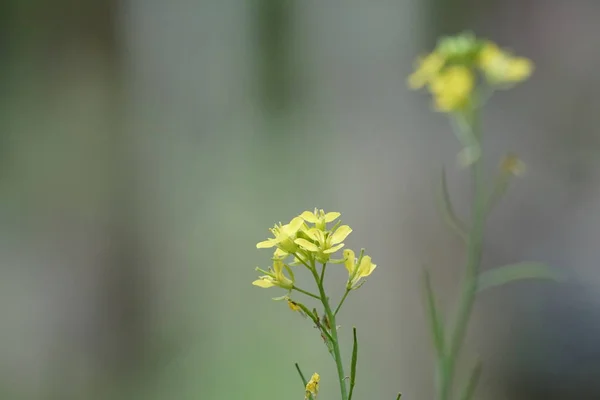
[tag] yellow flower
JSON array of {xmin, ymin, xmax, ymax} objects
[
  {"xmin": 429, "ymin": 66, "xmax": 474, "ymax": 112},
  {"xmin": 408, "ymin": 51, "xmax": 446, "ymax": 89},
  {"xmin": 305, "ymin": 372, "xmax": 320, "ymax": 400},
  {"xmin": 478, "ymin": 41, "xmax": 533, "ymax": 84},
  {"xmin": 295, "ymin": 225, "xmax": 352, "ymax": 262},
  {"xmin": 256, "ymin": 217, "xmax": 304, "ymax": 254},
  {"xmin": 252, "ymin": 259, "xmax": 294, "ymax": 290},
  {"xmin": 287, "ymin": 299, "xmax": 301, "ymax": 312},
  {"xmin": 300, "ymin": 208, "xmax": 341, "ymax": 230},
  {"xmin": 500, "ymin": 153, "xmax": 526, "ymax": 177},
  {"xmin": 344, "ymin": 249, "xmax": 377, "ymax": 289}
]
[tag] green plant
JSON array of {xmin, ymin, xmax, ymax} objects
[{"xmin": 251, "ymin": 32, "xmax": 563, "ymax": 400}]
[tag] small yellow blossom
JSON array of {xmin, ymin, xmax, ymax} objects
[
  {"xmin": 344, "ymin": 249, "xmax": 377, "ymax": 289},
  {"xmin": 429, "ymin": 66, "xmax": 475, "ymax": 112},
  {"xmin": 408, "ymin": 51, "xmax": 446, "ymax": 89},
  {"xmin": 478, "ymin": 41, "xmax": 533, "ymax": 84},
  {"xmin": 252, "ymin": 259, "xmax": 294, "ymax": 290},
  {"xmin": 500, "ymin": 154, "xmax": 526, "ymax": 177},
  {"xmin": 300, "ymin": 208, "xmax": 341, "ymax": 230},
  {"xmin": 256, "ymin": 217, "xmax": 304, "ymax": 254},
  {"xmin": 295, "ymin": 225, "xmax": 352, "ymax": 262},
  {"xmin": 287, "ymin": 299, "xmax": 301, "ymax": 312},
  {"xmin": 305, "ymin": 372, "xmax": 320, "ymax": 400}
]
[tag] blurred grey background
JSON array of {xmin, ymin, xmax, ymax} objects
[{"xmin": 1, "ymin": 1, "xmax": 600, "ymax": 399}]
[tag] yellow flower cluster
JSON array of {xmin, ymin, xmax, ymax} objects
[
  {"xmin": 305, "ymin": 372, "xmax": 320, "ymax": 399},
  {"xmin": 253, "ymin": 208, "xmax": 376, "ymax": 292},
  {"xmin": 408, "ymin": 32, "xmax": 533, "ymax": 112}
]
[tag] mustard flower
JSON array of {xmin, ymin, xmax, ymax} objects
[
  {"xmin": 344, "ymin": 249, "xmax": 377, "ymax": 289},
  {"xmin": 300, "ymin": 208, "xmax": 341, "ymax": 230},
  {"xmin": 429, "ymin": 66, "xmax": 475, "ymax": 112},
  {"xmin": 295, "ymin": 225, "xmax": 352, "ymax": 263},
  {"xmin": 500, "ymin": 154, "xmax": 526, "ymax": 177},
  {"xmin": 408, "ymin": 51, "xmax": 446, "ymax": 89},
  {"xmin": 252, "ymin": 259, "xmax": 294, "ymax": 290},
  {"xmin": 256, "ymin": 217, "xmax": 304, "ymax": 254},
  {"xmin": 478, "ymin": 41, "xmax": 533, "ymax": 84},
  {"xmin": 305, "ymin": 372, "xmax": 320, "ymax": 400}
]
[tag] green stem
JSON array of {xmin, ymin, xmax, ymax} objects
[
  {"xmin": 334, "ymin": 289, "xmax": 350, "ymax": 316},
  {"xmin": 440, "ymin": 110, "xmax": 487, "ymax": 400},
  {"xmin": 295, "ymin": 363, "xmax": 314, "ymax": 400},
  {"xmin": 310, "ymin": 260, "xmax": 348, "ymax": 400},
  {"xmin": 320, "ymin": 262, "xmax": 327, "ymax": 285},
  {"xmin": 292, "ymin": 285, "xmax": 321, "ymax": 300}
]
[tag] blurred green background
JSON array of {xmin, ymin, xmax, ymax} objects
[{"xmin": 1, "ymin": 1, "xmax": 600, "ymax": 399}]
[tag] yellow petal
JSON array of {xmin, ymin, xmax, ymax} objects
[
  {"xmin": 252, "ymin": 278, "xmax": 275, "ymax": 288},
  {"xmin": 272, "ymin": 259, "xmax": 285, "ymax": 274},
  {"xmin": 288, "ymin": 300, "xmax": 301, "ymax": 312},
  {"xmin": 295, "ymin": 238, "xmax": 319, "ymax": 252},
  {"xmin": 506, "ymin": 57, "xmax": 532, "ymax": 82},
  {"xmin": 330, "ymin": 225, "xmax": 352, "ymax": 245},
  {"xmin": 256, "ymin": 239, "xmax": 277, "ymax": 249},
  {"xmin": 343, "ymin": 249, "xmax": 356, "ymax": 275},
  {"xmin": 273, "ymin": 247, "xmax": 288, "ymax": 259},
  {"xmin": 323, "ymin": 243, "xmax": 344, "ymax": 254},
  {"xmin": 284, "ymin": 217, "xmax": 304, "ymax": 235},
  {"xmin": 323, "ymin": 212, "xmax": 341, "ymax": 223},
  {"xmin": 304, "ymin": 228, "xmax": 320, "ymax": 242},
  {"xmin": 357, "ymin": 256, "xmax": 376, "ymax": 278},
  {"xmin": 300, "ymin": 211, "xmax": 319, "ymax": 223}
]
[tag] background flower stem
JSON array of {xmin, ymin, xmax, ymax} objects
[{"xmin": 439, "ymin": 107, "xmax": 486, "ymax": 400}]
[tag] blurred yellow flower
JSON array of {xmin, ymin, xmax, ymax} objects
[
  {"xmin": 478, "ymin": 41, "xmax": 533, "ymax": 84},
  {"xmin": 305, "ymin": 372, "xmax": 320, "ymax": 400},
  {"xmin": 256, "ymin": 217, "xmax": 304, "ymax": 254},
  {"xmin": 300, "ymin": 208, "xmax": 341, "ymax": 230},
  {"xmin": 252, "ymin": 259, "xmax": 294, "ymax": 290},
  {"xmin": 344, "ymin": 249, "xmax": 377, "ymax": 289},
  {"xmin": 408, "ymin": 51, "xmax": 446, "ymax": 89},
  {"xmin": 429, "ymin": 66, "xmax": 474, "ymax": 112},
  {"xmin": 500, "ymin": 153, "xmax": 526, "ymax": 176}
]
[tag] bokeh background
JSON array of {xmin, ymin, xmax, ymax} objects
[{"xmin": 1, "ymin": 1, "xmax": 600, "ymax": 399}]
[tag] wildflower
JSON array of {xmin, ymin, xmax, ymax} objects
[
  {"xmin": 478, "ymin": 41, "xmax": 533, "ymax": 84},
  {"xmin": 287, "ymin": 299, "xmax": 301, "ymax": 312},
  {"xmin": 252, "ymin": 259, "xmax": 294, "ymax": 290},
  {"xmin": 305, "ymin": 372, "xmax": 320, "ymax": 400},
  {"xmin": 500, "ymin": 153, "xmax": 526, "ymax": 177},
  {"xmin": 300, "ymin": 208, "xmax": 341, "ymax": 231},
  {"xmin": 256, "ymin": 217, "xmax": 304, "ymax": 254},
  {"xmin": 429, "ymin": 66, "xmax": 474, "ymax": 112},
  {"xmin": 408, "ymin": 51, "xmax": 446, "ymax": 89},
  {"xmin": 295, "ymin": 225, "xmax": 352, "ymax": 262},
  {"xmin": 344, "ymin": 249, "xmax": 377, "ymax": 289}
]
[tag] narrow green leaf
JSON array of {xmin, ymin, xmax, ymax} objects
[
  {"xmin": 396, "ymin": 393, "xmax": 402, "ymax": 400},
  {"xmin": 422, "ymin": 269, "xmax": 445, "ymax": 359},
  {"xmin": 437, "ymin": 167, "xmax": 468, "ymax": 242},
  {"xmin": 348, "ymin": 327, "xmax": 358, "ymax": 400},
  {"xmin": 295, "ymin": 363, "xmax": 313, "ymax": 400},
  {"xmin": 477, "ymin": 262, "xmax": 564, "ymax": 293},
  {"xmin": 459, "ymin": 359, "xmax": 482, "ymax": 400}
]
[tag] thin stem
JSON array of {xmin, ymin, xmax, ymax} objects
[
  {"xmin": 334, "ymin": 289, "xmax": 351, "ymax": 316},
  {"xmin": 310, "ymin": 260, "xmax": 348, "ymax": 400},
  {"xmin": 459, "ymin": 359, "xmax": 482, "ymax": 400},
  {"xmin": 440, "ymin": 109, "xmax": 487, "ymax": 400},
  {"xmin": 348, "ymin": 327, "xmax": 358, "ymax": 400},
  {"xmin": 292, "ymin": 285, "xmax": 321, "ymax": 300},
  {"xmin": 295, "ymin": 363, "xmax": 314, "ymax": 400},
  {"xmin": 320, "ymin": 262, "xmax": 327, "ymax": 285}
]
